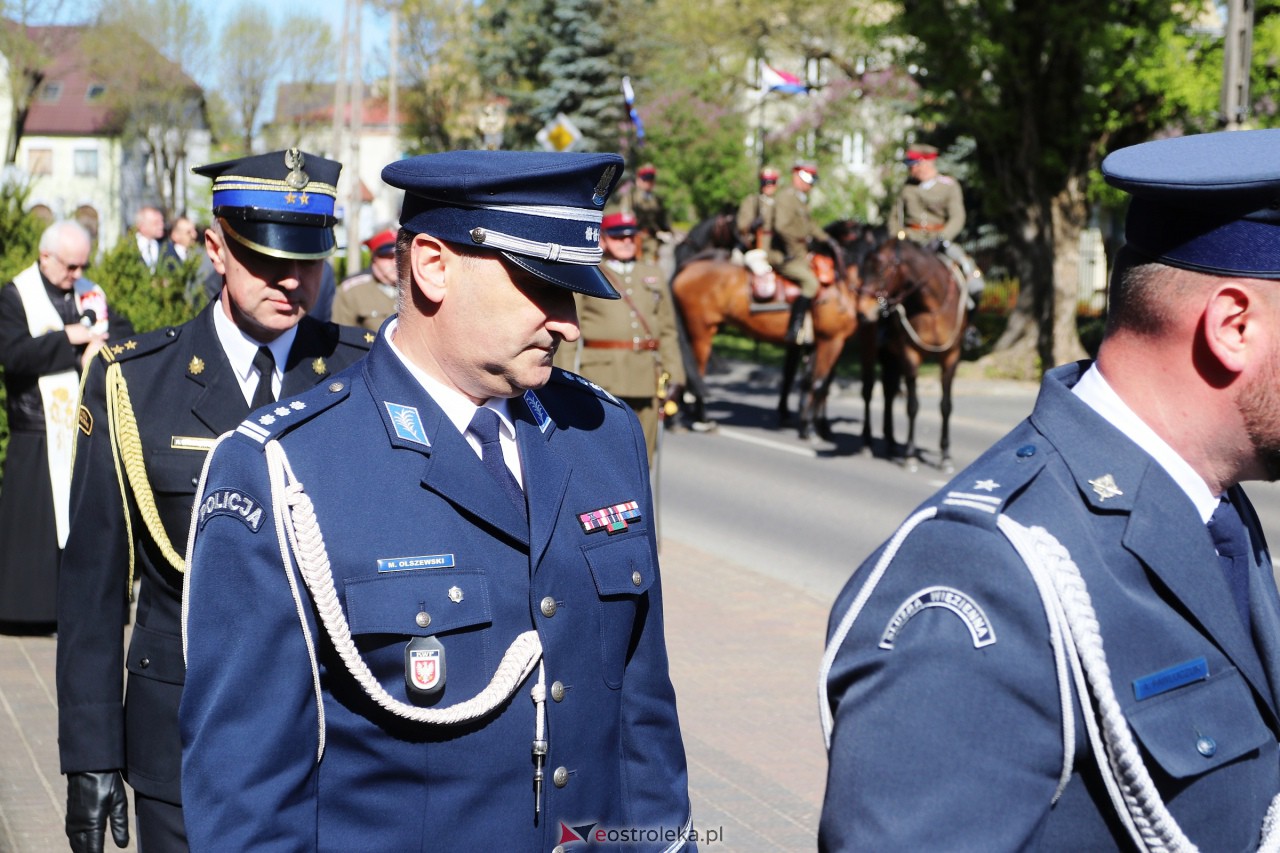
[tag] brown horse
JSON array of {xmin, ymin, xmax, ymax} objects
[
  {"xmin": 672, "ymin": 247, "xmax": 859, "ymax": 440},
  {"xmin": 856, "ymin": 237, "xmax": 968, "ymax": 472}
]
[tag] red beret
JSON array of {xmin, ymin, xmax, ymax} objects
[
  {"xmin": 637, "ymin": 165, "xmax": 657, "ymax": 178},
  {"xmin": 601, "ymin": 211, "xmax": 639, "ymax": 236},
  {"xmin": 363, "ymin": 228, "xmax": 397, "ymax": 254}
]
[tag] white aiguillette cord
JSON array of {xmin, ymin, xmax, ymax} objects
[{"xmin": 818, "ymin": 507, "xmax": 1280, "ymax": 853}]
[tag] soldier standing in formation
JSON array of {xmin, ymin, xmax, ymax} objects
[
  {"xmin": 333, "ymin": 227, "xmax": 398, "ymax": 333},
  {"xmin": 554, "ymin": 211, "xmax": 686, "ymax": 465},
  {"xmin": 614, "ymin": 163, "xmax": 673, "ymax": 265},
  {"xmin": 179, "ymin": 150, "xmax": 696, "ymax": 851},
  {"xmin": 56, "ymin": 149, "xmax": 370, "ymax": 853},
  {"xmin": 774, "ymin": 162, "xmax": 831, "ymax": 344}
]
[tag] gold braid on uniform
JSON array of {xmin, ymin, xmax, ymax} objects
[{"xmin": 106, "ymin": 359, "xmax": 186, "ymax": 580}]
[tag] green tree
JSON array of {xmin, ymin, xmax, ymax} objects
[
  {"xmin": 93, "ymin": 239, "xmax": 204, "ymax": 334},
  {"xmin": 399, "ymin": 0, "xmax": 485, "ymax": 153},
  {"xmin": 642, "ymin": 92, "xmax": 754, "ymax": 221},
  {"xmin": 474, "ymin": 0, "xmax": 556, "ymax": 149},
  {"xmin": 532, "ymin": 0, "xmax": 625, "ymax": 152},
  {"xmin": 895, "ymin": 0, "xmax": 1225, "ymax": 375}
]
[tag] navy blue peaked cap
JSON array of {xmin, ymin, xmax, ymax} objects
[
  {"xmin": 382, "ymin": 150, "xmax": 624, "ymax": 299},
  {"xmin": 194, "ymin": 148, "xmax": 341, "ymax": 261},
  {"xmin": 1102, "ymin": 129, "xmax": 1280, "ymax": 279}
]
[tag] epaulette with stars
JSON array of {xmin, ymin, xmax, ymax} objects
[
  {"xmin": 927, "ymin": 425, "xmax": 1051, "ymax": 532},
  {"xmin": 234, "ymin": 375, "xmax": 351, "ymax": 447},
  {"xmin": 548, "ymin": 366, "xmax": 624, "ymax": 408},
  {"xmin": 97, "ymin": 325, "xmax": 184, "ymax": 365},
  {"xmin": 337, "ymin": 323, "xmax": 377, "ymax": 350}
]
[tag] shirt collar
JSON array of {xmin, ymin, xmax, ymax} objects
[
  {"xmin": 383, "ymin": 318, "xmax": 516, "ymax": 439},
  {"xmin": 211, "ymin": 296, "xmax": 298, "ymax": 384},
  {"xmin": 1072, "ymin": 362, "xmax": 1218, "ymax": 522}
]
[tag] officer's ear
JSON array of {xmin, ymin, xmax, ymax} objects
[
  {"xmin": 204, "ymin": 225, "xmax": 227, "ymax": 276},
  {"xmin": 409, "ymin": 233, "xmax": 447, "ymax": 306},
  {"xmin": 1200, "ymin": 282, "xmax": 1254, "ymax": 376}
]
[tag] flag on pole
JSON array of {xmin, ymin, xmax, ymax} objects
[
  {"xmin": 759, "ymin": 62, "xmax": 807, "ymax": 95},
  {"xmin": 622, "ymin": 76, "xmax": 645, "ymax": 144}
]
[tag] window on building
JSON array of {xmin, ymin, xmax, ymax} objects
[
  {"xmin": 28, "ymin": 148, "xmax": 52, "ymax": 176},
  {"xmin": 74, "ymin": 149, "xmax": 98, "ymax": 178},
  {"xmin": 86, "ymin": 84, "xmax": 106, "ymax": 101},
  {"xmin": 38, "ymin": 82, "xmax": 62, "ymax": 102}
]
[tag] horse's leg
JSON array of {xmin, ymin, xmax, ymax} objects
[
  {"xmin": 794, "ymin": 345, "xmax": 820, "ymax": 439},
  {"xmin": 672, "ymin": 298, "xmax": 712, "ymax": 427},
  {"xmin": 808, "ymin": 339, "xmax": 844, "ymax": 442},
  {"xmin": 902, "ymin": 348, "xmax": 923, "ymax": 472},
  {"xmin": 858, "ymin": 324, "xmax": 876, "ymax": 451},
  {"xmin": 778, "ymin": 344, "xmax": 803, "ymax": 428},
  {"xmin": 880, "ymin": 348, "xmax": 901, "ymax": 459},
  {"xmin": 938, "ymin": 349, "xmax": 960, "ymax": 473}
]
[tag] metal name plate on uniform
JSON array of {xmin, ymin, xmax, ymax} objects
[{"xmin": 405, "ymin": 636, "xmax": 446, "ymax": 701}]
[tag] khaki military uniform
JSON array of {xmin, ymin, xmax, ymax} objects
[
  {"xmin": 612, "ymin": 184, "xmax": 671, "ymax": 263},
  {"xmin": 773, "ymin": 185, "xmax": 828, "ymax": 297},
  {"xmin": 892, "ymin": 175, "xmax": 966, "ymax": 244},
  {"xmin": 553, "ymin": 259, "xmax": 685, "ymax": 464},
  {"xmin": 332, "ymin": 271, "xmax": 396, "ymax": 333},
  {"xmin": 736, "ymin": 192, "xmax": 777, "ymax": 256}
]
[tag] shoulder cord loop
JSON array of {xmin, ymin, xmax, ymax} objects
[
  {"xmin": 261, "ymin": 439, "xmax": 544, "ymax": 757},
  {"xmin": 818, "ymin": 509, "xmax": 1280, "ymax": 852},
  {"xmin": 105, "ymin": 362, "xmax": 185, "ymax": 583}
]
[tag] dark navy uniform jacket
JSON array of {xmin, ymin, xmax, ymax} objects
[
  {"xmin": 57, "ymin": 301, "xmax": 370, "ymax": 804},
  {"xmin": 820, "ymin": 362, "xmax": 1280, "ymax": 850},
  {"xmin": 180, "ymin": 335, "xmax": 694, "ymax": 851}
]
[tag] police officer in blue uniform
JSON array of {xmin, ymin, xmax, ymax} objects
[
  {"xmin": 180, "ymin": 151, "xmax": 697, "ymax": 851},
  {"xmin": 56, "ymin": 149, "xmax": 370, "ymax": 853},
  {"xmin": 820, "ymin": 128, "xmax": 1280, "ymax": 850}
]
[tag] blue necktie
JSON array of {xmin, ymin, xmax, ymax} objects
[
  {"xmin": 1208, "ymin": 497, "xmax": 1252, "ymax": 633},
  {"xmin": 469, "ymin": 407, "xmax": 526, "ymax": 516}
]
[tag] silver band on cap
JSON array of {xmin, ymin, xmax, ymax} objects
[{"xmin": 469, "ymin": 227, "xmax": 603, "ymax": 265}]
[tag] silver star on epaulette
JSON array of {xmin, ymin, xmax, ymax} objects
[
  {"xmin": 974, "ymin": 479, "xmax": 1000, "ymax": 491},
  {"xmin": 290, "ymin": 401, "xmax": 306, "ymax": 410},
  {"xmin": 258, "ymin": 414, "xmax": 276, "ymax": 425},
  {"xmin": 274, "ymin": 406, "xmax": 290, "ymax": 417}
]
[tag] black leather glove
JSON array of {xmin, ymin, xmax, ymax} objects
[{"xmin": 66, "ymin": 771, "xmax": 130, "ymax": 853}]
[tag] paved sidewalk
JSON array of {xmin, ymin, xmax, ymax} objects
[{"xmin": 0, "ymin": 536, "xmax": 826, "ymax": 853}]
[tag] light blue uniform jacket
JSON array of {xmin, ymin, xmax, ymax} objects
[
  {"xmin": 821, "ymin": 361, "xmax": 1280, "ymax": 850},
  {"xmin": 181, "ymin": 337, "xmax": 694, "ymax": 852}
]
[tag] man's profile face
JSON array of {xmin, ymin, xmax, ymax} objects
[
  {"xmin": 371, "ymin": 249, "xmax": 397, "ymax": 286},
  {"xmin": 424, "ymin": 243, "xmax": 579, "ymax": 403},
  {"xmin": 207, "ymin": 225, "xmax": 322, "ymax": 343},
  {"xmin": 602, "ymin": 232, "xmax": 638, "ymax": 262}
]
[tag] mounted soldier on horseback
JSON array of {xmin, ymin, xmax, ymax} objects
[{"xmin": 889, "ymin": 144, "xmax": 984, "ymax": 349}]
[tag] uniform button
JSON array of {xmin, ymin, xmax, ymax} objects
[
  {"xmin": 1016, "ymin": 444, "xmax": 1037, "ymax": 458},
  {"xmin": 554, "ymin": 847, "xmax": 567, "ymax": 853},
  {"xmin": 165, "ymin": 328, "xmax": 176, "ymax": 337},
  {"xmin": 191, "ymin": 477, "xmax": 199, "ymax": 487},
  {"xmin": 552, "ymin": 766, "xmax": 569, "ymax": 788},
  {"xmin": 1196, "ymin": 736, "xmax": 1217, "ymax": 757},
  {"xmin": 139, "ymin": 657, "xmax": 150, "ymax": 668},
  {"xmin": 632, "ymin": 570, "xmax": 644, "ymax": 587},
  {"xmin": 415, "ymin": 611, "xmax": 431, "ymax": 628},
  {"xmin": 550, "ymin": 681, "xmax": 566, "ymax": 702},
  {"xmin": 540, "ymin": 597, "xmax": 557, "ymax": 618},
  {"xmin": 328, "ymin": 381, "xmax": 344, "ymax": 393}
]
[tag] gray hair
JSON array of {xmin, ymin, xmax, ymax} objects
[{"xmin": 38, "ymin": 220, "xmax": 92, "ymax": 255}]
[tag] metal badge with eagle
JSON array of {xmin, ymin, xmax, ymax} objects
[
  {"xmin": 284, "ymin": 148, "xmax": 309, "ymax": 190},
  {"xmin": 593, "ymin": 165, "xmax": 617, "ymax": 206}
]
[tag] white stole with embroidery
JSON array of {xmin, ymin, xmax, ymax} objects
[{"xmin": 12, "ymin": 264, "xmax": 105, "ymax": 547}]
